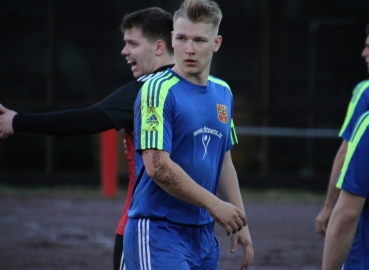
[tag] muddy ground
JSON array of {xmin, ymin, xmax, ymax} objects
[{"xmin": 0, "ymin": 187, "xmax": 325, "ymax": 270}]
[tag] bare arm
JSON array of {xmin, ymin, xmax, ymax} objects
[
  {"xmin": 142, "ymin": 149, "xmax": 246, "ymax": 235},
  {"xmin": 315, "ymin": 140, "xmax": 347, "ymax": 236},
  {"xmin": 322, "ymin": 190, "xmax": 365, "ymax": 270},
  {"xmin": 217, "ymin": 151, "xmax": 254, "ymax": 270}
]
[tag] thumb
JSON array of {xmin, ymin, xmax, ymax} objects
[
  {"xmin": 230, "ymin": 236, "xmax": 238, "ymax": 254},
  {"xmin": 0, "ymin": 104, "xmax": 8, "ymax": 114}
]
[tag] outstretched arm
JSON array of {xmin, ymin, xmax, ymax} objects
[
  {"xmin": 142, "ymin": 149, "xmax": 246, "ymax": 235},
  {"xmin": 322, "ymin": 190, "xmax": 365, "ymax": 270},
  {"xmin": 217, "ymin": 151, "xmax": 254, "ymax": 270},
  {"xmin": 315, "ymin": 140, "xmax": 347, "ymax": 236},
  {"xmin": 0, "ymin": 82, "xmax": 139, "ymax": 137},
  {"xmin": 0, "ymin": 103, "xmax": 114, "ymax": 137}
]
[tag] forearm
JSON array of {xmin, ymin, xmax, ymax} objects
[
  {"xmin": 217, "ymin": 152, "xmax": 244, "ymax": 211},
  {"xmin": 150, "ymin": 152, "xmax": 219, "ymax": 211},
  {"xmin": 322, "ymin": 214, "xmax": 358, "ymax": 269},
  {"xmin": 143, "ymin": 149, "xmax": 246, "ymax": 234},
  {"xmin": 217, "ymin": 153, "xmax": 252, "ymax": 234},
  {"xmin": 323, "ymin": 190, "xmax": 364, "ymax": 270},
  {"xmin": 13, "ymin": 106, "xmax": 114, "ymax": 136},
  {"xmin": 324, "ymin": 140, "xmax": 347, "ymax": 209}
]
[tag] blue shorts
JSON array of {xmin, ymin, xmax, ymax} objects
[{"xmin": 123, "ymin": 218, "xmax": 219, "ymax": 270}]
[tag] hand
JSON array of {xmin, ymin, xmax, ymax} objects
[
  {"xmin": 231, "ymin": 227, "xmax": 254, "ymax": 270},
  {"xmin": 0, "ymin": 104, "xmax": 17, "ymax": 138},
  {"xmin": 209, "ymin": 200, "xmax": 246, "ymax": 236},
  {"xmin": 315, "ymin": 206, "xmax": 332, "ymax": 236}
]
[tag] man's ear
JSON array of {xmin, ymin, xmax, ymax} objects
[
  {"xmin": 213, "ymin": 35, "xmax": 222, "ymax": 52},
  {"xmin": 171, "ymin": 31, "xmax": 174, "ymax": 48},
  {"xmin": 155, "ymin": 39, "xmax": 166, "ymax": 56}
]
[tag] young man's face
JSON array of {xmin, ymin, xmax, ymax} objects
[
  {"xmin": 171, "ymin": 17, "xmax": 222, "ymax": 80},
  {"xmin": 362, "ymin": 36, "xmax": 369, "ymax": 73},
  {"xmin": 121, "ymin": 26, "xmax": 157, "ymax": 78}
]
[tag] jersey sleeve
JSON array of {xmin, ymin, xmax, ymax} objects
[
  {"xmin": 12, "ymin": 106, "xmax": 114, "ymax": 136},
  {"xmin": 229, "ymin": 97, "xmax": 238, "ymax": 149},
  {"xmin": 12, "ymin": 80, "xmax": 142, "ymax": 136},
  {"xmin": 134, "ymin": 74, "xmax": 177, "ymax": 153},
  {"xmin": 95, "ymin": 80, "xmax": 142, "ymax": 130},
  {"xmin": 336, "ymin": 111, "xmax": 369, "ymax": 198},
  {"xmin": 339, "ymin": 80, "xmax": 369, "ymax": 141}
]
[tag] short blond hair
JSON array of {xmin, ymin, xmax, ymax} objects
[{"xmin": 174, "ymin": 0, "xmax": 222, "ymax": 32}]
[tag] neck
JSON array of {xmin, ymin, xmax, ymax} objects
[
  {"xmin": 155, "ymin": 56, "xmax": 175, "ymax": 71},
  {"xmin": 172, "ymin": 65, "xmax": 209, "ymax": 86}
]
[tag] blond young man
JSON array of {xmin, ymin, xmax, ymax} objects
[{"xmin": 124, "ymin": 1, "xmax": 253, "ymax": 269}]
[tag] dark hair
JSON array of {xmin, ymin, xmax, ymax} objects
[
  {"xmin": 174, "ymin": 0, "xmax": 222, "ymax": 30},
  {"xmin": 366, "ymin": 23, "xmax": 369, "ymax": 36},
  {"xmin": 121, "ymin": 7, "xmax": 173, "ymax": 55}
]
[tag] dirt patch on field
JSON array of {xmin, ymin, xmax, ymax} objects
[{"xmin": 0, "ymin": 188, "xmax": 324, "ymax": 270}]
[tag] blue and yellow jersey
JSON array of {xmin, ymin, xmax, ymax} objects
[
  {"xmin": 337, "ymin": 111, "xmax": 369, "ymax": 195},
  {"xmin": 129, "ymin": 68, "xmax": 237, "ymax": 225},
  {"xmin": 337, "ymin": 111, "xmax": 369, "ymax": 269},
  {"xmin": 339, "ymin": 80, "xmax": 369, "ymax": 141}
]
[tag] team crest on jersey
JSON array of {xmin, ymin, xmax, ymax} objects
[{"xmin": 217, "ymin": 104, "xmax": 228, "ymax": 123}]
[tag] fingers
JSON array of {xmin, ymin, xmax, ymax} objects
[
  {"xmin": 229, "ymin": 223, "xmax": 254, "ymax": 270},
  {"xmin": 213, "ymin": 204, "xmax": 247, "ymax": 236},
  {"xmin": 315, "ymin": 220, "xmax": 323, "ymax": 235},
  {"xmin": 315, "ymin": 214, "xmax": 328, "ymax": 236},
  {"xmin": 315, "ymin": 221, "xmax": 326, "ymax": 236},
  {"xmin": 230, "ymin": 234, "xmax": 238, "ymax": 253},
  {"xmin": 240, "ymin": 244, "xmax": 254, "ymax": 270},
  {"xmin": 239, "ymin": 246, "xmax": 253, "ymax": 270},
  {"xmin": 0, "ymin": 104, "xmax": 8, "ymax": 114},
  {"xmin": 315, "ymin": 207, "xmax": 332, "ymax": 237},
  {"xmin": 0, "ymin": 104, "xmax": 16, "ymax": 138},
  {"xmin": 222, "ymin": 215, "xmax": 246, "ymax": 236},
  {"xmin": 231, "ymin": 216, "xmax": 245, "ymax": 234}
]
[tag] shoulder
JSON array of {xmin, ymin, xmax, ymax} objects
[
  {"xmin": 142, "ymin": 70, "xmax": 180, "ymax": 91},
  {"xmin": 138, "ymin": 68, "xmax": 172, "ymax": 84},
  {"xmin": 354, "ymin": 79, "xmax": 369, "ymax": 88},
  {"xmin": 348, "ymin": 79, "xmax": 369, "ymax": 104},
  {"xmin": 350, "ymin": 111, "xmax": 369, "ymax": 142},
  {"xmin": 101, "ymin": 80, "xmax": 144, "ymax": 98},
  {"xmin": 352, "ymin": 79, "xmax": 369, "ymax": 95},
  {"xmin": 208, "ymin": 75, "xmax": 233, "ymax": 98},
  {"xmin": 208, "ymin": 75, "xmax": 230, "ymax": 89},
  {"xmin": 138, "ymin": 70, "xmax": 180, "ymax": 108},
  {"xmin": 117, "ymin": 80, "xmax": 144, "ymax": 92}
]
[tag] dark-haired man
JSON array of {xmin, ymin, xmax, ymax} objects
[{"xmin": 0, "ymin": 7, "xmax": 175, "ymax": 270}]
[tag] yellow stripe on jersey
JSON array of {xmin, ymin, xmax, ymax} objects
[
  {"xmin": 140, "ymin": 72, "xmax": 180, "ymax": 150},
  {"xmin": 230, "ymin": 119, "xmax": 238, "ymax": 145},
  {"xmin": 339, "ymin": 80, "xmax": 369, "ymax": 137},
  {"xmin": 208, "ymin": 76, "xmax": 231, "ymax": 91},
  {"xmin": 209, "ymin": 75, "xmax": 238, "ymax": 145},
  {"xmin": 336, "ymin": 111, "xmax": 369, "ymax": 189}
]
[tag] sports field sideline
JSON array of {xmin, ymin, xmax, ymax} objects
[{"xmin": 0, "ymin": 186, "xmax": 325, "ymax": 269}]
